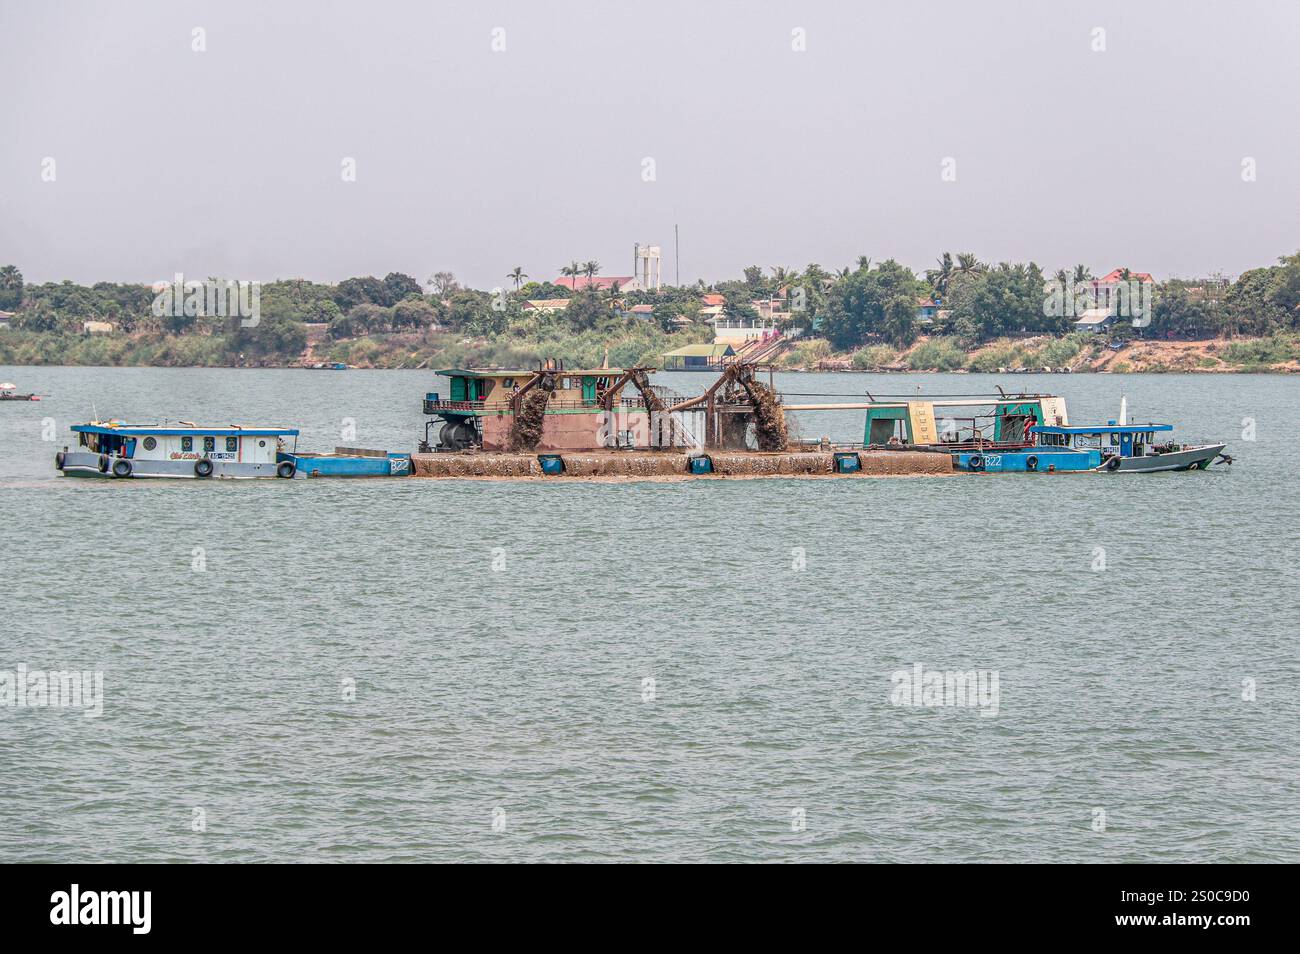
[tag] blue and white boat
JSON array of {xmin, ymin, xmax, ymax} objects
[
  {"xmin": 56, "ymin": 422, "xmax": 412, "ymax": 479},
  {"xmin": 936, "ymin": 396, "xmax": 1229, "ymax": 474},
  {"xmin": 58, "ymin": 422, "xmax": 301, "ymax": 479},
  {"xmin": 1027, "ymin": 395, "xmax": 1230, "ymax": 473},
  {"xmin": 1031, "ymin": 423, "xmax": 1227, "ymax": 472}
]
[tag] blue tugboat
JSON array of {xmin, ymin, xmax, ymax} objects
[
  {"xmin": 859, "ymin": 392, "xmax": 1230, "ymax": 474},
  {"xmin": 1030, "ymin": 423, "xmax": 1227, "ymax": 472}
]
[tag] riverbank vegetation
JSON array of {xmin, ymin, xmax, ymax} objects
[{"xmin": 1, "ymin": 250, "xmax": 1298, "ymax": 371}]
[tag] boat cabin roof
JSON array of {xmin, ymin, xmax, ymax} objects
[
  {"xmin": 72, "ymin": 423, "xmax": 299, "ymax": 437},
  {"xmin": 1032, "ymin": 423, "xmax": 1172, "ymax": 435},
  {"xmin": 861, "ymin": 393, "xmax": 1062, "ymax": 411}
]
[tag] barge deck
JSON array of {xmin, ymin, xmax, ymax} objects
[{"xmin": 411, "ymin": 449, "xmax": 953, "ymax": 479}]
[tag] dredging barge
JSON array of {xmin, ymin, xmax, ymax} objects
[
  {"xmin": 413, "ymin": 359, "xmax": 949, "ymax": 478},
  {"xmin": 414, "ymin": 363, "xmax": 1229, "ymax": 479},
  {"xmin": 51, "ymin": 363, "xmax": 1229, "ymax": 481}
]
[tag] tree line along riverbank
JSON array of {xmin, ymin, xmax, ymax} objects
[
  {"xmin": 3, "ymin": 326, "xmax": 1297, "ymax": 373},
  {"xmin": 2, "ymin": 251, "xmax": 1297, "ymax": 372}
]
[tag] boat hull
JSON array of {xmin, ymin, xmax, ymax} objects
[
  {"xmin": 57, "ymin": 451, "xmax": 289, "ymax": 479},
  {"xmin": 953, "ymin": 446, "xmax": 1101, "ymax": 473},
  {"xmin": 279, "ymin": 452, "xmax": 411, "ymax": 477},
  {"xmin": 1106, "ymin": 444, "xmax": 1226, "ymax": 473}
]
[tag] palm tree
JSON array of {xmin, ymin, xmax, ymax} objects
[
  {"xmin": 559, "ymin": 260, "xmax": 581, "ymax": 290},
  {"xmin": 604, "ymin": 280, "xmax": 624, "ymax": 315},
  {"xmin": 927, "ymin": 252, "xmax": 955, "ymax": 295},
  {"xmin": 856, "ymin": 256, "xmax": 872, "ymax": 272},
  {"xmin": 1071, "ymin": 264, "xmax": 1092, "ymax": 284},
  {"xmin": 0, "ymin": 264, "xmax": 22, "ymax": 310},
  {"xmin": 955, "ymin": 253, "xmax": 986, "ymax": 276},
  {"xmin": 770, "ymin": 266, "xmax": 799, "ymax": 286},
  {"xmin": 582, "ymin": 260, "xmax": 601, "ymax": 284},
  {"xmin": 507, "ymin": 267, "xmax": 527, "ymax": 290}
]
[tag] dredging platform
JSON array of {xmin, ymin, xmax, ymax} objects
[{"xmin": 413, "ymin": 359, "xmax": 953, "ymax": 479}]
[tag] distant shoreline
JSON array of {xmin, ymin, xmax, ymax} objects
[{"xmin": 2, "ymin": 330, "xmax": 1296, "ymax": 374}]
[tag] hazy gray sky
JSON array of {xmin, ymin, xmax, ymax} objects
[{"xmin": 2, "ymin": 0, "xmax": 1297, "ymax": 289}]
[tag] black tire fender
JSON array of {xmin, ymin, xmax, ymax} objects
[
  {"xmin": 1025, "ymin": 455, "xmax": 1038, "ymax": 472},
  {"xmin": 1105, "ymin": 456, "xmax": 1121, "ymax": 472},
  {"xmin": 276, "ymin": 460, "xmax": 296, "ymax": 479},
  {"xmin": 55, "ymin": 451, "xmax": 66, "ymax": 470},
  {"xmin": 194, "ymin": 458, "xmax": 215, "ymax": 478},
  {"xmin": 98, "ymin": 454, "xmax": 109, "ymax": 473},
  {"xmin": 111, "ymin": 459, "xmax": 133, "ymax": 478}
]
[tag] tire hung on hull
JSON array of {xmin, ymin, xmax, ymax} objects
[
  {"xmin": 111, "ymin": 459, "xmax": 133, "ymax": 478},
  {"xmin": 194, "ymin": 458, "xmax": 215, "ymax": 478}
]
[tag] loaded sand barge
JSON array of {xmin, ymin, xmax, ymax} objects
[{"xmin": 412, "ymin": 360, "xmax": 951, "ymax": 479}]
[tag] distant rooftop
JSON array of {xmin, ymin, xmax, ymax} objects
[
  {"xmin": 1096, "ymin": 269, "xmax": 1154, "ymax": 284},
  {"xmin": 554, "ymin": 276, "xmax": 635, "ymax": 291}
]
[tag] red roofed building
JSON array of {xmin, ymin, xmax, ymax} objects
[
  {"xmin": 1073, "ymin": 269, "xmax": 1157, "ymax": 332},
  {"xmin": 554, "ymin": 275, "xmax": 636, "ymax": 292},
  {"xmin": 1096, "ymin": 268, "xmax": 1154, "ymax": 285}
]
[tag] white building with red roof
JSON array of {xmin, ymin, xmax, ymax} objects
[{"xmin": 554, "ymin": 275, "xmax": 637, "ymax": 292}]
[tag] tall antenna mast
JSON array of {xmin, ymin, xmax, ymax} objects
[{"xmin": 674, "ymin": 224, "xmax": 680, "ymax": 286}]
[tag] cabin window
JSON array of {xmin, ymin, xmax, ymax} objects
[
  {"xmin": 561, "ymin": 377, "xmax": 571, "ymax": 390},
  {"xmin": 503, "ymin": 378, "xmax": 514, "ymax": 388},
  {"xmin": 203, "ymin": 436, "xmax": 215, "ymax": 453},
  {"xmin": 225, "ymin": 437, "xmax": 237, "ymax": 452},
  {"xmin": 258, "ymin": 440, "xmax": 267, "ymax": 448},
  {"xmin": 181, "ymin": 436, "xmax": 193, "ymax": 452},
  {"xmin": 142, "ymin": 437, "xmax": 157, "ymax": 451}
]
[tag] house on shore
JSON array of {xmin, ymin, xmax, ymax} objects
[
  {"xmin": 523, "ymin": 298, "xmax": 571, "ymax": 314},
  {"xmin": 1073, "ymin": 308, "xmax": 1122, "ymax": 333},
  {"xmin": 1073, "ymin": 268, "xmax": 1156, "ymax": 332},
  {"xmin": 917, "ymin": 296, "xmax": 940, "ymax": 324},
  {"xmin": 663, "ymin": 342, "xmax": 735, "ymax": 371}
]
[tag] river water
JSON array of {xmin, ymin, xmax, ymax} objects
[{"xmin": 1, "ymin": 365, "xmax": 1296, "ymax": 862}]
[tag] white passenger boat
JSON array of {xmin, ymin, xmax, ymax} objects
[{"xmin": 56, "ymin": 421, "xmax": 301, "ymax": 479}]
